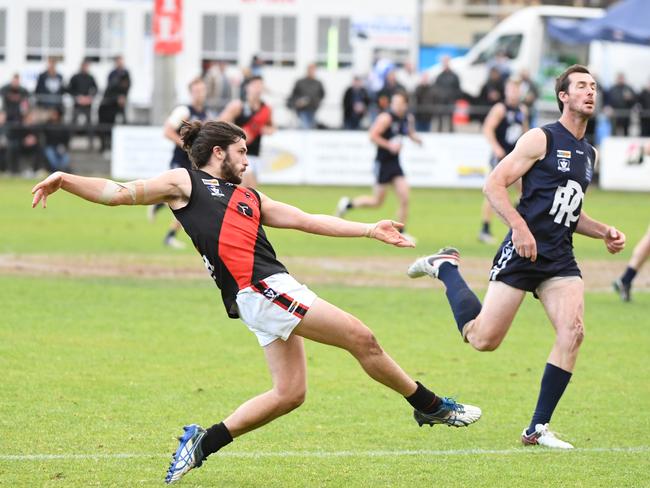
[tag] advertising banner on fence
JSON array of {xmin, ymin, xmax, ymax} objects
[
  {"xmin": 112, "ymin": 128, "xmax": 492, "ymax": 188},
  {"xmin": 599, "ymin": 137, "xmax": 650, "ymax": 192}
]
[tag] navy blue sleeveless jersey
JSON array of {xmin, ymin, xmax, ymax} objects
[
  {"xmin": 172, "ymin": 169, "xmax": 288, "ymax": 318},
  {"xmin": 376, "ymin": 111, "xmax": 409, "ymax": 164},
  {"xmin": 505, "ymin": 121, "xmax": 595, "ymax": 259},
  {"xmin": 171, "ymin": 105, "xmax": 208, "ymax": 169},
  {"xmin": 495, "ymin": 103, "xmax": 526, "ymax": 155}
]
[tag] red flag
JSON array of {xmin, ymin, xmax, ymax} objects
[{"xmin": 153, "ymin": 0, "xmax": 183, "ymax": 55}]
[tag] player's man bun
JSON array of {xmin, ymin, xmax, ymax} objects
[
  {"xmin": 179, "ymin": 120, "xmax": 202, "ymax": 153},
  {"xmin": 179, "ymin": 120, "xmax": 247, "ymax": 169}
]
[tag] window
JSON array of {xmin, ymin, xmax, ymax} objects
[
  {"xmin": 85, "ymin": 11, "xmax": 124, "ymax": 62},
  {"xmin": 473, "ymin": 34, "xmax": 523, "ymax": 65},
  {"xmin": 317, "ymin": 17, "xmax": 352, "ymax": 68},
  {"xmin": 144, "ymin": 12, "xmax": 152, "ymax": 38},
  {"xmin": 202, "ymin": 14, "xmax": 239, "ymax": 63},
  {"xmin": 0, "ymin": 10, "xmax": 6, "ymax": 61},
  {"xmin": 26, "ymin": 10, "xmax": 65, "ymax": 61},
  {"xmin": 260, "ymin": 16, "xmax": 296, "ymax": 67}
]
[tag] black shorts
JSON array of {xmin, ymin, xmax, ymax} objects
[
  {"xmin": 374, "ymin": 159, "xmax": 404, "ymax": 184},
  {"xmin": 489, "ymin": 239, "xmax": 581, "ymax": 295}
]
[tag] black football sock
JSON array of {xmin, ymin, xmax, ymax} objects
[
  {"xmin": 165, "ymin": 229, "xmax": 177, "ymax": 240},
  {"xmin": 438, "ymin": 262, "xmax": 482, "ymax": 335},
  {"xmin": 526, "ymin": 363, "xmax": 572, "ymax": 435},
  {"xmin": 482, "ymin": 221, "xmax": 490, "ymax": 234},
  {"xmin": 621, "ymin": 266, "xmax": 637, "ymax": 286},
  {"xmin": 405, "ymin": 381, "xmax": 442, "ymax": 413},
  {"xmin": 201, "ymin": 422, "xmax": 233, "ymax": 458}
]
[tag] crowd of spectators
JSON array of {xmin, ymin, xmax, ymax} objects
[
  {"xmin": 0, "ymin": 56, "xmax": 130, "ymax": 175},
  {"xmin": 2, "ymin": 51, "xmax": 649, "ymax": 176}
]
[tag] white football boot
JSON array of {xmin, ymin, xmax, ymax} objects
[
  {"xmin": 521, "ymin": 423, "xmax": 574, "ymax": 449},
  {"xmin": 407, "ymin": 247, "xmax": 460, "ymax": 279}
]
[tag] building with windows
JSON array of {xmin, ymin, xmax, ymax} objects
[{"xmin": 0, "ymin": 0, "xmax": 419, "ymax": 127}]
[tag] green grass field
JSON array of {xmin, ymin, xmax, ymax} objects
[{"xmin": 1, "ymin": 178, "xmax": 649, "ymax": 487}]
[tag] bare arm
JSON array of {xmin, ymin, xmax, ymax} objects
[
  {"xmin": 576, "ymin": 207, "xmax": 625, "ymax": 254},
  {"xmin": 218, "ymin": 99, "xmax": 243, "ymax": 123},
  {"xmin": 259, "ymin": 193, "xmax": 414, "ymax": 248},
  {"xmin": 407, "ymin": 114, "xmax": 422, "ymax": 145},
  {"xmin": 483, "ymin": 127, "xmax": 547, "ymax": 261},
  {"xmin": 163, "ymin": 106, "xmax": 190, "ymax": 147},
  {"xmin": 31, "ymin": 169, "xmax": 191, "ymax": 209},
  {"xmin": 369, "ymin": 113, "xmax": 400, "ymax": 154},
  {"xmin": 482, "ymin": 103, "xmax": 506, "ymax": 159}
]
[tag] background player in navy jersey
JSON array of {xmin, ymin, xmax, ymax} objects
[
  {"xmin": 31, "ymin": 120, "xmax": 481, "ymax": 484},
  {"xmin": 148, "ymin": 77, "xmax": 210, "ymax": 249},
  {"xmin": 408, "ymin": 65, "xmax": 626, "ymax": 448},
  {"xmin": 336, "ymin": 90, "xmax": 421, "ymax": 243},
  {"xmin": 479, "ymin": 77, "xmax": 528, "ymax": 244},
  {"xmin": 219, "ymin": 75, "xmax": 274, "ymax": 188}
]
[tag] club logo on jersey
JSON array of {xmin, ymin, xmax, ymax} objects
[
  {"xmin": 202, "ymin": 178, "xmax": 224, "ymax": 198},
  {"xmin": 549, "ymin": 179, "xmax": 584, "ymax": 227},
  {"xmin": 557, "ymin": 158, "xmax": 571, "ymax": 172},
  {"xmin": 237, "ymin": 202, "xmax": 254, "ymax": 218},
  {"xmin": 263, "ymin": 287, "xmax": 279, "ymax": 300},
  {"xmin": 557, "ymin": 150, "xmax": 572, "ymax": 158}
]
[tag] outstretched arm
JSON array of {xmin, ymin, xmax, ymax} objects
[
  {"xmin": 259, "ymin": 193, "xmax": 414, "ymax": 248},
  {"xmin": 31, "ymin": 169, "xmax": 191, "ymax": 209},
  {"xmin": 576, "ymin": 210, "xmax": 626, "ymax": 254}
]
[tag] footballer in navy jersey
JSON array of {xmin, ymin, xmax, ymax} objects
[{"xmin": 409, "ymin": 65, "xmax": 625, "ymax": 449}]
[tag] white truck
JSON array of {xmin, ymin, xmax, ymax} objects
[{"xmin": 429, "ymin": 6, "xmax": 650, "ymax": 106}]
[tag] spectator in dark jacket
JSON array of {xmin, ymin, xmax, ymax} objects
[
  {"xmin": 1, "ymin": 74, "xmax": 31, "ymax": 174},
  {"xmin": 376, "ymin": 69, "xmax": 405, "ymax": 114},
  {"xmin": 477, "ymin": 67, "xmax": 505, "ymax": 123},
  {"xmin": 68, "ymin": 59, "xmax": 98, "ymax": 126},
  {"xmin": 35, "ymin": 57, "xmax": 65, "ymax": 111},
  {"xmin": 342, "ymin": 76, "xmax": 370, "ymax": 130},
  {"xmin": 288, "ymin": 63, "xmax": 325, "ymax": 129},
  {"xmin": 432, "ymin": 56, "xmax": 460, "ymax": 132},
  {"xmin": 98, "ymin": 55, "xmax": 131, "ymax": 150},
  {"xmin": 43, "ymin": 108, "xmax": 71, "ymax": 172},
  {"xmin": 637, "ymin": 78, "xmax": 650, "ymax": 137},
  {"xmin": 606, "ymin": 73, "xmax": 636, "ymax": 136},
  {"xmin": 413, "ymin": 73, "xmax": 436, "ymax": 132}
]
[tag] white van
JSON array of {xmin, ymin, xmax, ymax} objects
[{"xmin": 431, "ymin": 6, "xmax": 650, "ymax": 104}]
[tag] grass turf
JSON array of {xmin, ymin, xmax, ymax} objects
[{"xmin": 1, "ymin": 177, "xmax": 649, "ymax": 486}]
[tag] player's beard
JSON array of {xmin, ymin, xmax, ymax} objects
[{"xmin": 221, "ymin": 153, "xmax": 243, "ymax": 185}]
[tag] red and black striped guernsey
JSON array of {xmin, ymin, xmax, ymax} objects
[{"xmin": 172, "ymin": 169, "xmax": 288, "ymax": 318}]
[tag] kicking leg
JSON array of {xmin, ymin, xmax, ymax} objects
[
  {"xmin": 522, "ymin": 277, "xmax": 584, "ymax": 448},
  {"xmin": 294, "ymin": 297, "xmax": 481, "ymax": 427}
]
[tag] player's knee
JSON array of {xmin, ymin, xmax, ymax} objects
[
  {"xmin": 276, "ymin": 386, "xmax": 307, "ymax": 413},
  {"xmin": 348, "ymin": 319, "xmax": 383, "ymax": 357},
  {"xmin": 471, "ymin": 332, "xmax": 503, "ymax": 352}
]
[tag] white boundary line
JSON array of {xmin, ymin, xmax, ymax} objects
[{"xmin": 2, "ymin": 446, "xmax": 649, "ymax": 461}]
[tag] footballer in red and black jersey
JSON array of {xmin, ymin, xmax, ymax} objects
[{"xmin": 172, "ymin": 168, "xmax": 287, "ymax": 317}]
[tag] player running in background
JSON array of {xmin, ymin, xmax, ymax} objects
[
  {"xmin": 407, "ymin": 65, "xmax": 625, "ymax": 448},
  {"xmin": 479, "ymin": 77, "xmax": 528, "ymax": 244},
  {"xmin": 32, "ymin": 120, "xmax": 481, "ymax": 485},
  {"xmin": 149, "ymin": 77, "xmax": 210, "ymax": 249},
  {"xmin": 336, "ymin": 90, "xmax": 421, "ymax": 242},
  {"xmin": 219, "ymin": 75, "xmax": 274, "ymax": 188},
  {"xmin": 613, "ymin": 224, "xmax": 650, "ymax": 301}
]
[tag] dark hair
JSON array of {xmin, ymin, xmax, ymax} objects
[
  {"xmin": 555, "ymin": 64, "xmax": 591, "ymax": 113},
  {"xmin": 179, "ymin": 120, "xmax": 246, "ymax": 169},
  {"xmin": 247, "ymin": 75, "xmax": 263, "ymax": 83}
]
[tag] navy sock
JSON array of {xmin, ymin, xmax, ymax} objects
[
  {"xmin": 526, "ymin": 363, "xmax": 572, "ymax": 435},
  {"xmin": 438, "ymin": 262, "xmax": 482, "ymax": 335},
  {"xmin": 621, "ymin": 266, "xmax": 637, "ymax": 286},
  {"xmin": 405, "ymin": 381, "xmax": 442, "ymax": 413},
  {"xmin": 201, "ymin": 422, "xmax": 233, "ymax": 458},
  {"xmin": 165, "ymin": 229, "xmax": 177, "ymax": 240},
  {"xmin": 481, "ymin": 221, "xmax": 490, "ymax": 234}
]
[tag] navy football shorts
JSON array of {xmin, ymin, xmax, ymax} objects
[
  {"xmin": 489, "ymin": 240, "xmax": 581, "ymax": 295},
  {"xmin": 374, "ymin": 159, "xmax": 404, "ymax": 184}
]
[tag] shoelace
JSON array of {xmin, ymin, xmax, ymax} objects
[{"xmin": 441, "ymin": 397, "xmax": 465, "ymax": 413}]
